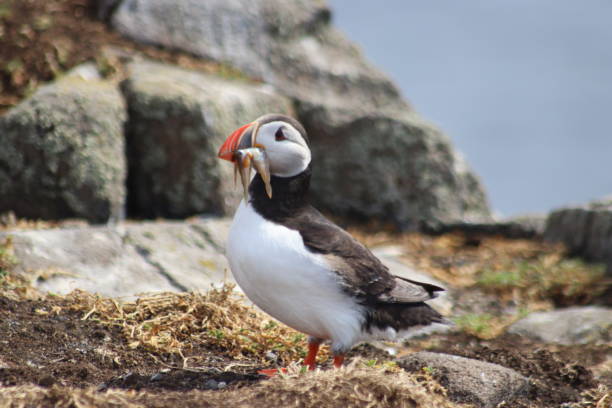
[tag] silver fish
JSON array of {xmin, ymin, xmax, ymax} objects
[
  {"xmin": 250, "ymin": 148, "xmax": 272, "ymax": 199},
  {"xmin": 233, "ymin": 147, "xmax": 272, "ymax": 201},
  {"xmin": 234, "ymin": 149, "xmax": 252, "ymax": 201}
]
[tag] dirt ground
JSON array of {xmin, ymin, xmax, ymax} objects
[
  {"xmin": 0, "ymin": 289, "xmax": 609, "ymax": 407},
  {"xmin": 0, "ymin": 227, "xmax": 610, "ymax": 407}
]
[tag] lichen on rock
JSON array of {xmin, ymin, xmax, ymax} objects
[{"xmin": 0, "ymin": 76, "xmax": 127, "ymax": 223}]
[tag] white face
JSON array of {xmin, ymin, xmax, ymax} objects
[{"xmin": 255, "ymin": 121, "xmax": 311, "ymax": 177}]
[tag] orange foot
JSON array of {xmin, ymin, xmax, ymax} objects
[
  {"xmin": 333, "ymin": 354, "xmax": 345, "ymax": 368},
  {"xmin": 257, "ymin": 367, "xmax": 289, "ymax": 377}
]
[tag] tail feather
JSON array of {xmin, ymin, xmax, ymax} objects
[{"xmin": 363, "ymin": 302, "xmax": 449, "ymax": 334}]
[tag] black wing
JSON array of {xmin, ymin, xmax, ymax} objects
[{"xmin": 283, "ymin": 205, "xmax": 444, "ymax": 303}]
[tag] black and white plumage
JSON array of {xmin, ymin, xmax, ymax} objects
[{"xmin": 218, "ymin": 114, "xmax": 447, "ymax": 369}]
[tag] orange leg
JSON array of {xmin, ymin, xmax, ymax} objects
[
  {"xmin": 258, "ymin": 338, "xmax": 322, "ymax": 377},
  {"xmin": 303, "ymin": 339, "xmax": 321, "ymax": 370},
  {"xmin": 333, "ymin": 354, "xmax": 345, "ymax": 368}
]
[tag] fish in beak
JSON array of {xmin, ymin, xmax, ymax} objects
[{"xmin": 218, "ymin": 121, "xmax": 272, "ymax": 201}]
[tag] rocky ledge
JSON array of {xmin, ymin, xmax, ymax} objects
[{"xmin": 0, "ymin": 0, "xmax": 492, "ymax": 230}]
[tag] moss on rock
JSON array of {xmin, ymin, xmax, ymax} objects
[{"xmin": 0, "ymin": 76, "xmax": 126, "ymax": 223}]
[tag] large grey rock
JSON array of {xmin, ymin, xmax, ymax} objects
[
  {"xmin": 508, "ymin": 306, "xmax": 612, "ymax": 345},
  {"xmin": 121, "ymin": 60, "xmax": 293, "ymax": 218},
  {"xmin": 399, "ymin": 352, "xmax": 529, "ymax": 408},
  {"xmin": 305, "ymin": 111, "xmax": 491, "ymax": 229},
  {"xmin": 544, "ymin": 197, "xmax": 612, "ymax": 276},
  {"xmin": 108, "ymin": 0, "xmax": 491, "ymax": 229},
  {"xmin": 1, "ymin": 218, "xmax": 233, "ymax": 298},
  {"xmin": 110, "ymin": 0, "xmax": 394, "ymax": 110},
  {"xmin": 112, "ymin": 0, "xmax": 271, "ymax": 80},
  {"xmin": 0, "ymin": 77, "xmax": 126, "ymax": 223}
]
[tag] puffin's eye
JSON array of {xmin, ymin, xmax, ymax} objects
[{"xmin": 275, "ymin": 127, "xmax": 287, "ymax": 141}]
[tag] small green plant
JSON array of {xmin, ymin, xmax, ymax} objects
[
  {"xmin": 33, "ymin": 15, "xmax": 53, "ymax": 31},
  {"xmin": 475, "ymin": 255, "xmax": 606, "ymax": 306},
  {"xmin": 208, "ymin": 329, "xmax": 225, "ymax": 340},
  {"xmin": 453, "ymin": 313, "xmax": 494, "ymax": 336},
  {"xmin": 477, "ymin": 269, "xmax": 522, "ymax": 289},
  {"xmin": 0, "ymin": 237, "xmax": 17, "ymax": 281},
  {"xmin": 422, "ymin": 366, "xmax": 436, "ymax": 375},
  {"xmin": 0, "ymin": 2, "xmax": 13, "ymax": 21},
  {"xmin": 365, "ymin": 359, "xmax": 378, "ymax": 367},
  {"xmin": 263, "ymin": 320, "xmax": 278, "ymax": 330}
]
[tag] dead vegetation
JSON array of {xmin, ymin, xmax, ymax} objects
[
  {"xmin": 350, "ymin": 229, "xmax": 606, "ymax": 305},
  {"xmin": 0, "ymin": 211, "xmax": 57, "ymax": 232},
  {"xmin": 349, "ymin": 228, "xmax": 609, "ymax": 339},
  {"xmin": 0, "ymin": 237, "xmax": 42, "ymax": 301},
  {"xmin": 0, "ymin": 365, "xmax": 471, "ymax": 408},
  {"xmin": 64, "ymin": 287, "xmax": 330, "ymax": 369}
]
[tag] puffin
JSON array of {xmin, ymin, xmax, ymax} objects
[{"xmin": 218, "ymin": 114, "xmax": 448, "ymax": 372}]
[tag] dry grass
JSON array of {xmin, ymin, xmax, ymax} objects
[
  {"xmin": 236, "ymin": 362, "xmax": 469, "ymax": 408},
  {"xmin": 0, "ymin": 257, "xmax": 465, "ymax": 407},
  {"xmin": 0, "ymin": 237, "xmax": 42, "ymax": 300},
  {"xmin": 0, "ymin": 236, "xmax": 17, "ymax": 276},
  {"xmin": 64, "ymin": 286, "xmax": 330, "ymax": 369},
  {"xmin": 1, "ymin": 368, "xmax": 608, "ymax": 408},
  {"xmin": 475, "ymin": 253, "xmax": 606, "ymax": 307},
  {"xmin": 350, "ymin": 229, "xmax": 607, "ymax": 306},
  {"xmin": 0, "ymin": 385, "xmax": 146, "ymax": 408},
  {"xmin": 0, "ymin": 211, "xmax": 56, "ymax": 231},
  {"xmin": 572, "ymin": 385, "xmax": 612, "ymax": 408},
  {"xmin": 348, "ymin": 229, "xmax": 609, "ymax": 339},
  {"xmin": 0, "ymin": 365, "xmax": 469, "ymax": 408}
]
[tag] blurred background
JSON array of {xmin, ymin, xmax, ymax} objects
[{"xmin": 329, "ymin": 0, "xmax": 612, "ymax": 216}]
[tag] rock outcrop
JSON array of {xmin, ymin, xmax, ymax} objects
[
  {"xmin": 0, "ymin": 76, "xmax": 126, "ymax": 223},
  {"xmin": 1, "ymin": 218, "xmax": 232, "ymax": 297},
  {"xmin": 1, "ymin": 0, "xmax": 492, "ymax": 229},
  {"xmin": 110, "ymin": 0, "xmax": 396, "ymax": 112},
  {"xmin": 544, "ymin": 197, "xmax": 612, "ymax": 276},
  {"xmin": 306, "ymin": 112, "xmax": 490, "ymax": 229},
  {"xmin": 103, "ymin": 0, "xmax": 491, "ymax": 229}
]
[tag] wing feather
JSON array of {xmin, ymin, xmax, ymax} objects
[{"xmin": 284, "ymin": 205, "xmax": 444, "ymax": 303}]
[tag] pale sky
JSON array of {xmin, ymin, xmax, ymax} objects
[{"xmin": 329, "ymin": 0, "xmax": 612, "ymax": 216}]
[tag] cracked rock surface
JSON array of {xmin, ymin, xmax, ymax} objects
[
  {"xmin": 1, "ymin": 218, "xmax": 232, "ymax": 297},
  {"xmin": 0, "ymin": 76, "xmax": 126, "ymax": 223}
]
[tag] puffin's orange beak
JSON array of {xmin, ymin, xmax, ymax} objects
[
  {"xmin": 217, "ymin": 121, "xmax": 272, "ymax": 200},
  {"xmin": 218, "ymin": 122, "xmax": 256, "ymax": 161}
]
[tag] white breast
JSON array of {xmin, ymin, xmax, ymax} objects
[{"xmin": 226, "ymin": 201, "xmax": 364, "ymax": 350}]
